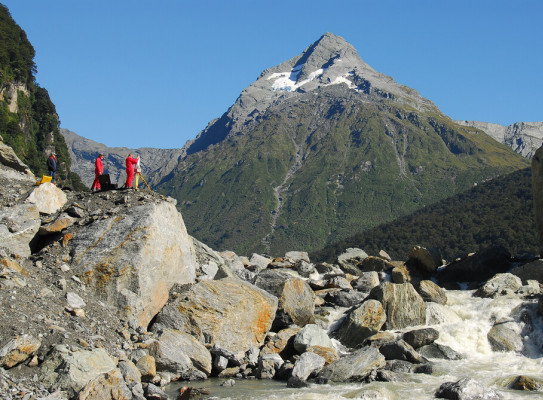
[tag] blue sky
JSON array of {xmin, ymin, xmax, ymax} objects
[{"xmin": 3, "ymin": 0, "xmax": 542, "ymax": 149}]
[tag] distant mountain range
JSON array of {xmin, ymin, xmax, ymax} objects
[{"xmin": 61, "ymin": 33, "xmax": 537, "ymax": 257}]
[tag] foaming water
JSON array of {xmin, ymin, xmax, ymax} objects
[{"xmin": 166, "ymin": 290, "xmax": 543, "ymax": 399}]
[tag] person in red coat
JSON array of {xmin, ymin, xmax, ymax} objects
[
  {"xmin": 91, "ymin": 153, "xmax": 104, "ymax": 190},
  {"xmin": 124, "ymin": 154, "xmax": 139, "ymax": 188}
]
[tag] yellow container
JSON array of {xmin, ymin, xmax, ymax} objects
[{"xmin": 36, "ymin": 175, "xmax": 52, "ymax": 185}]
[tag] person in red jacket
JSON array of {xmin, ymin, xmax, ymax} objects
[
  {"xmin": 91, "ymin": 153, "xmax": 104, "ymax": 190},
  {"xmin": 124, "ymin": 154, "xmax": 139, "ymax": 189}
]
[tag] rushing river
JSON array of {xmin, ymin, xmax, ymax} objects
[{"xmin": 166, "ymin": 290, "xmax": 543, "ymax": 399}]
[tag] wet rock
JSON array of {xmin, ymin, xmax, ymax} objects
[
  {"xmin": 0, "ymin": 334, "xmax": 41, "ymax": 368},
  {"xmin": 287, "ymin": 351, "xmax": 325, "ymax": 386},
  {"xmin": 144, "ymin": 383, "xmax": 168, "ymax": 400},
  {"xmin": 379, "ymin": 339, "xmax": 423, "ymax": 364},
  {"xmin": 417, "ymin": 280, "xmax": 447, "ymax": 304},
  {"xmin": 418, "ymin": 343, "xmax": 463, "ymax": 360},
  {"xmin": 254, "ymin": 269, "xmax": 315, "ymax": 330},
  {"xmin": 69, "ymin": 200, "xmax": 197, "ymax": 327},
  {"xmin": 385, "ymin": 359, "xmax": 413, "ymax": 373},
  {"xmin": 0, "ymin": 203, "xmax": 40, "ymax": 257},
  {"xmin": 511, "ymin": 375, "xmax": 541, "ymax": 391},
  {"xmin": 316, "ymin": 347, "xmax": 385, "ymax": 383},
  {"xmin": 26, "ymin": 183, "xmax": 67, "ymax": 215},
  {"xmin": 293, "ymin": 324, "xmax": 334, "ymax": 353},
  {"xmin": 333, "ymin": 299, "xmax": 386, "ymax": 348},
  {"xmin": 152, "ymin": 277, "xmax": 277, "ymax": 354},
  {"xmin": 149, "ymin": 328, "xmax": 211, "ymax": 381},
  {"xmin": 402, "ymin": 328, "xmax": 439, "ymax": 349},
  {"xmin": 474, "ymin": 273, "xmax": 522, "ymax": 298},
  {"xmin": 77, "ymin": 368, "xmax": 132, "ymax": 400},
  {"xmin": 343, "ymin": 387, "xmax": 396, "ymax": 400},
  {"xmin": 487, "ymin": 319, "xmax": 523, "ymax": 352},
  {"xmin": 369, "ymin": 282, "xmax": 426, "ymax": 330},
  {"xmin": 435, "ymin": 377, "xmax": 503, "ymax": 400},
  {"xmin": 257, "ymin": 353, "xmax": 283, "ymax": 379},
  {"xmin": 337, "ymin": 248, "xmax": 368, "ymax": 275}
]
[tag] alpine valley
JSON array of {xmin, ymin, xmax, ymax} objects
[{"xmin": 64, "ymin": 33, "xmax": 536, "ymax": 256}]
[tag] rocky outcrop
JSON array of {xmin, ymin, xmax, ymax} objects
[
  {"xmin": 69, "ymin": 199, "xmax": 197, "ymax": 327},
  {"xmin": 0, "ymin": 203, "xmax": 40, "ymax": 257},
  {"xmin": 152, "ymin": 278, "xmax": 278, "ymax": 353},
  {"xmin": 316, "ymin": 347, "xmax": 386, "ymax": 383}
]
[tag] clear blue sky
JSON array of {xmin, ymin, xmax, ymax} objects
[{"xmin": 3, "ymin": 0, "xmax": 542, "ymax": 149}]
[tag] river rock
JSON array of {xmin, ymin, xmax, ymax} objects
[
  {"xmin": 337, "ymin": 248, "xmax": 368, "ymax": 274},
  {"xmin": 306, "ymin": 346, "xmax": 339, "ymax": 365},
  {"xmin": 402, "ymin": 328, "xmax": 439, "ymax": 349},
  {"xmin": 351, "ymin": 271, "xmax": 380, "ymax": 292},
  {"xmin": 418, "ymin": 343, "xmax": 463, "ymax": 360},
  {"xmin": 69, "ymin": 200, "xmax": 197, "ymax": 327},
  {"xmin": 152, "ymin": 277, "xmax": 277, "ymax": 354},
  {"xmin": 407, "ymin": 246, "xmax": 442, "ymax": 275},
  {"xmin": 511, "ymin": 259, "xmax": 543, "ymax": 283},
  {"xmin": 391, "ymin": 264, "xmax": 412, "ymax": 284},
  {"xmin": 288, "ymin": 351, "xmax": 325, "ymax": 386},
  {"xmin": 417, "ymin": 280, "xmax": 447, "ymax": 304},
  {"xmin": 474, "ymin": 273, "xmax": 522, "ymax": 298},
  {"xmin": 77, "ymin": 368, "xmax": 132, "ymax": 400},
  {"xmin": 437, "ymin": 246, "xmax": 512, "ymax": 287},
  {"xmin": 435, "ymin": 377, "xmax": 503, "ymax": 400},
  {"xmin": 257, "ymin": 353, "xmax": 283, "ymax": 379},
  {"xmin": 379, "ymin": 339, "xmax": 423, "ymax": 364},
  {"xmin": 148, "ymin": 328, "xmax": 211, "ymax": 381},
  {"xmin": 357, "ymin": 256, "xmax": 396, "ymax": 273},
  {"xmin": 511, "ymin": 375, "xmax": 541, "ymax": 391},
  {"xmin": 0, "ymin": 334, "xmax": 41, "ymax": 368},
  {"xmin": 39, "ymin": 346, "xmax": 117, "ymax": 398},
  {"xmin": 0, "ymin": 203, "xmax": 40, "ymax": 257},
  {"xmin": 325, "ymin": 289, "xmax": 366, "ymax": 307},
  {"xmin": 487, "ymin": 318, "xmax": 523, "ymax": 352},
  {"xmin": 344, "ymin": 387, "xmax": 396, "ymax": 400},
  {"xmin": 254, "ymin": 269, "xmax": 315, "ymax": 330},
  {"xmin": 249, "ymin": 253, "xmax": 272, "ymax": 271},
  {"xmin": 26, "ymin": 182, "xmax": 67, "ymax": 214},
  {"xmin": 316, "ymin": 346, "xmax": 385, "ymax": 383},
  {"xmin": 369, "ymin": 282, "xmax": 426, "ymax": 330},
  {"xmin": 293, "ymin": 324, "xmax": 334, "ymax": 353},
  {"xmin": 333, "ymin": 299, "xmax": 386, "ymax": 348},
  {"xmin": 260, "ymin": 327, "xmax": 299, "ymax": 359},
  {"xmin": 135, "ymin": 355, "xmax": 156, "ymax": 382}
]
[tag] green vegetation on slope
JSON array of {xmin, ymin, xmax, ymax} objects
[
  {"xmin": 0, "ymin": 4, "xmax": 84, "ymax": 189},
  {"xmin": 310, "ymin": 167, "xmax": 538, "ymax": 263}
]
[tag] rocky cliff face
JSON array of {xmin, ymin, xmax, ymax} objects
[
  {"xmin": 456, "ymin": 120, "xmax": 543, "ymax": 159},
  {"xmin": 61, "ymin": 129, "xmax": 184, "ymax": 188}
]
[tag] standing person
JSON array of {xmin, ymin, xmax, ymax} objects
[
  {"xmin": 47, "ymin": 152, "xmax": 57, "ymax": 183},
  {"xmin": 123, "ymin": 154, "xmax": 139, "ymax": 189},
  {"xmin": 134, "ymin": 156, "xmax": 142, "ymax": 190},
  {"xmin": 91, "ymin": 153, "xmax": 104, "ymax": 191}
]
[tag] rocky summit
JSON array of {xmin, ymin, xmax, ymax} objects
[{"xmin": 2, "ymin": 136, "xmax": 543, "ymax": 399}]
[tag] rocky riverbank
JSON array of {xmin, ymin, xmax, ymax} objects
[{"xmin": 1, "ymin": 135, "xmax": 543, "ymax": 399}]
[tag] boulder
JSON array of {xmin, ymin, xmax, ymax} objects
[
  {"xmin": 152, "ymin": 277, "xmax": 277, "ymax": 354},
  {"xmin": 254, "ymin": 269, "xmax": 315, "ymax": 330},
  {"xmin": 26, "ymin": 183, "xmax": 67, "ymax": 214},
  {"xmin": 511, "ymin": 375, "xmax": 541, "ymax": 391},
  {"xmin": 249, "ymin": 253, "xmax": 272, "ymax": 271},
  {"xmin": 402, "ymin": 328, "xmax": 439, "ymax": 349},
  {"xmin": 487, "ymin": 319, "xmax": 523, "ymax": 352},
  {"xmin": 407, "ymin": 246, "xmax": 442, "ymax": 275},
  {"xmin": 437, "ymin": 246, "xmax": 512, "ymax": 287},
  {"xmin": 0, "ymin": 139, "xmax": 34, "ymax": 175},
  {"xmin": 256, "ymin": 353, "xmax": 283, "ymax": 379},
  {"xmin": 260, "ymin": 327, "xmax": 299, "ymax": 359},
  {"xmin": 316, "ymin": 347, "xmax": 385, "ymax": 383},
  {"xmin": 38, "ymin": 213, "xmax": 76, "ymax": 235},
  {"xmin": 135, "ymin": 355, "xmax": 156, "ymax": 382},
  {"xmin": 333, "ymin": 300, "xmax": 386, "ymax": 348},
  {"xmin": 391, "ymin": 264, "xmax": 412, "ymax": 283},
  {"xmin": 435, "ymin": 377, "xmax": 503, "ymax": 400},
  {"xmin": 77, "ymin": 368, "xmax": 132, "ymax": 400},
  {"xmin": 306, "ymin": 346, "xmax": 339, "ymax": 365},
  {"xmin": 0, "ymin": 334, "xmax": 41, "ymax": 368},
  {"xmin": 417, "ymin": 280, "xmax": 447, "ymax": 304},
  {"xmin": 288, "ymin": 351, "xmax": 325, "ymax": 386},
  {"xmin": 39, "ymin": 346, "xmax": 117, "ymax": 398},
  {"xmin": 0, "ymin": 203, "xmax": 40, "ymax": 257},
  {"xmin": 285, "ymin": 251, "xmax": 310, "ymax": 263},
  {"xmin": 379, "ymin": 339, "xmax": 423, "ymax": 364},
  {"xmin": 69, "ymin": 200, "xmax": 197, "ymax": 327},
  {"xmin": 293, "ymin": 324, "xmax": 334, "ymax": 354},
  {"xmin": 337, "ymin": 248, "xmax": 368, "ymax": 275},
  {"xmin": 511, "ymin": 259, "xmax": 543, "ymax": 283},
  {"xmin": 418, "ymin": 343, "xmax": 463, "ymax": 360},
  {"xmin": 357, "ymin": 256, "xmax": 396, "ymax": 273},
  {"xmin": 324, "ymin": 289, "xmax": 366, "ymax": 307},
  {"xmin": 117, "ymin": 360, "xmax": 141, "ymax": 388},
  {"xmin": 148, "ymin": 328, "xmax": 211, "ymax": 381},
  {"xmin": 474, "ymin": 273, "xmax": 522, "ymax": 298},
  {"xmin": 369, "ymin": 282, "xmax": 426, "ymax": 330},
  {"xmin": 351, "ymin": 271, "xmax": 380, "ymax": 292}
]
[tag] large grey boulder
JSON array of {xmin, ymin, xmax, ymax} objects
[
  {"xmin": 26, "ymin": 182, "xmax": 67, "ymax": 215},
  {"xmin": 0, "ymin": 138, "xmax": 34, "ymax": 175},
  {"xmin": 417, "ymin": 280, "xmax": 447, "ymax": 305},
  {"xmin": 418, "ymin": 343, "xmax": 463, "ymax": 360},
  {"xmin": 474, "ymin": 273, "xmax": 522, "ymax": 298},
  {"xmin": 0, "ymin": 203, "xmax": 40, "ymax": 257},
  {"xmin": 435, "ymin": 377, "xmax": 503, "ymax": 400},
  {"xmin": 39, "ymin": 346, "xmax": 117, "ymax": 398},
  {"xmin": 0, "ymin": 334, "xmax": 41, "ymax": 368},
  {"xmin": 288, "ymin": 351, "xmax": 325, "ymax": 385},
  {"xmin": 487, "ymin": 319, "xmax": 523, "ymax": 352},
  {"xmin": 293, "ymin": 324, "xmax": 334, "ymax": 354},
  {"xmin": 316, "ymin": 347, "xmax": 385, "ymax": 383},
  {"xmin": 333, "ymin": 299, "xmax": 386, "ymax": 348},
  {"xmin": 69, "ymin": 200, "xmax": 196, "ymax": 327},
  {"xmin": 254, "ymin": 269, "xmax": 315, "ymax": 330},
  {"xmin": 77, "ymin": 368, "xmax": 132, "ymax": 400},
  {"xmin": 379, "ymin": 339, "xmax": 423, "ymax": 364},
  {"xmin": 369, "ymin": 282, "xmax": 426, "ymax": 330},
  {"xmin": 152, "ymin": 277, "xmax": 277, "ymax": 354},
  {"xmin": 149, "ymin": 328, "xmax": 211, "ymax": 381},
  {"xmin": 402, "ymin": 328, "xmax": 439, "ymax": 349},
  {"xmin": 337, "ymin": 248, "xmax": 368, "ymax": 275},
  {"xmin": 351, "ymin": 271, "xmax": 380, "ymax": 292}
]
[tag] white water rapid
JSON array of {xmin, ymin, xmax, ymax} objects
[{"xmin": 167, "ymin": 290, "xmax": 543, "ymax": 399}]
